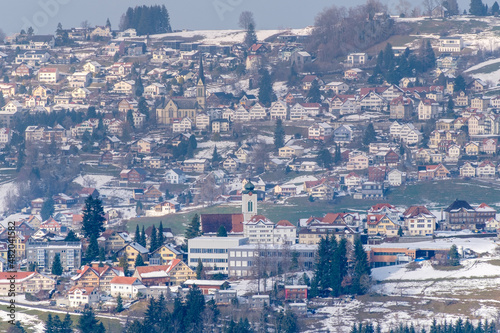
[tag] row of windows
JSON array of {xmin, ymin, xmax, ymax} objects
[
  {"xmin": 190, "ymin": 258, "xmax": 227, "ymax": 263},
  {"xmin": 189, "ymin": 248, "xmax": 227, "ymax": 254}
]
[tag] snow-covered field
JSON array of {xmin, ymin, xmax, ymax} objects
[
  {"xmin": 148, "ymin": 27, "xmax": 313, "ymax": 45},
  {"xmin": 307, "ymin": 238, "xmax": 500, "ymax": 332}
]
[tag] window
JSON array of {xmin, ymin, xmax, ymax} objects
[{"xmin": 248, "ymin": 201, "xmax": 253, "ymax": 212}]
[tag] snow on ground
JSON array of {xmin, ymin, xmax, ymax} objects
[
  {"xmin": 0, "ymin": 309, "xmax": 45, "ymax": 333},
  {"xmin": 195, "ymin": 140, "xmax": 238, "ymax": 159},
  {"xmin": 372, "ymin": 259, "xmax": 500, "ymax": 282},
  {"xmin": 273, "ymin": 81, "xmax": 289, "ymax": 99},
  {"xmin": 367, "ymin": 237, "xmax": 499, "ymax": 255},
  {"xmin": 148, "ymin": 27, "xmax": 313, "ymax": 45},
  {"xmin": 255, "ymin": 135, "xmax": 274, "ymax": 145},
  {"xmin": 0, "ymin": 181, "xmax": 17, "ymax": 214},
  {"xmin": 465, "ymin": 58, "xmax": 500, "ymax": 73},
  {"xmin": 343, "ymin": 112, "xmax": 384, "ymax": 122},
  {"xmin": 285, "ymin": 175, "xmax": 318, "ymax": 185},
  {"xmin": 73, "ymin": 174, "xmax": 114, "ymax": 189}
]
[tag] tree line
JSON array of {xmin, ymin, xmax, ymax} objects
[
  {"xmin": 311, "ymin": 237, "xmax": 371, "ymax": 297},
  {"xmin": 369, "ymin": 41, "xmax": 436, "ymax": 85},
  {"xmin": 308, "ymin": 0, "xmax": 395, "ymax": 63},
  {"xmin": 124, "ymin": 287, "xmax": 299, "ymax": 333},
  {"xmin": 352, "ymin": 318, "xmax": 496, "ymax": 333},
  {"xmin": 119, "ymin": 5, "xmax": 172, "ymax": 35}
]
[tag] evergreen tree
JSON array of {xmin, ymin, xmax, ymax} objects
[
  {"xmin": 196, "ymin": 258, "xmax": 203, "ymax": 279},
  {"xmin": 116, "ymin": 293, "xmax": 124, "ymax": 312},
  {"xmin": 316, "ymin": 148, "xmax": 333, "ymax": 170},
  {"xmin": 134, "ymin": 224, "xmax": 140, "ymax": 243},
  {"xmin": 258, "ymin": 68, "xmax": 274, "ymax": 107},
  {"xmin": 135, "ymin": 253, "xmax": 145, "ymax": 267},
  {"xmin": 307, "ymin": 79, "xmax": 322, "ymax": 103},
  {"xmin": 78, "ymin": 305, "xmax": 105, "ymax": 333},
  {"xmin": 244, "ymin": 22, "xmax": 257, "ymax": 48},
  {"xmin": 106, "ymin": 18, "xmax": 111, "ymax": 29},
  {"xmin": 140, "ymin": 226, "xmax": 146, "ymax": 247},
  {"xmin": 211, "ymin": 146, "xmax": 221, "ymax": 166},
  {"xmin": 185, "ymin": 286, "xmax": 205, "ymax": 332},
  {"xmin": 398, "ymin": 226, "xmax": 404, "ymax": 237},
  {"xmin": 448, "ymin": 244, "xmax": 460, "ymax": 266},
  {"xmin": 40, "ymin": 197, "xmax": 55, "ymax": 221},
  {"xmin": 8, "ymin": 321, "xmax": 26, "ymax": 333},
  {"xmin": 135, "ymin": 75, "xmax": 144, "ymax": 97},
  {"xmin": 186, "ymin": 214, "xmax": 201, "ymax": 239},
  {"xmin": 422, "ymin": 40, "xmax": 436, "ymax": 71},
  {"xmin": 217, "ymin": 225, "xmax": 228, "ymax": 237},
  {"xmin": 470, "ymin": 0, "xmax": 486, "ymax": 15},
  {"xmin": 61, "ymin": 314, "xmax": 73, "ymax": 333},
  {"xmin": 492, "ymin": 1, "xmax": 500, "ymax": 15},
  {"xmin": 119, "ymin": 255, "xmax": 129, "ymax": 275},
  {"xmin": 158, "ymin": 221, "xmax": 165, "ymax": 246},
  {"xmin": 150, "ymin": 225, "xmax": 158, "ymax": 252},
  {"xmin": 82, "ymin": 196, "xmax": 106, "ymax": 240},
  {"xmin": 363, "ymin": 123, "xmax": 377, "ymax": 146},
  {"xmin": 64, "ymin": 230, "xmax": 80, "ymax": 242},
  {"xmin": 45, "ymin": 313, "xmax": 53, "ymax": 333},
  {"xmin": 85, "ymin": 235, "xmax": 99, "ymax": 263},
  {"xmin": 0, "ymin": 91, "xmax": 5, "ymax": 108},
  {"xmin": 454, "ymin": 75, "xmax": 467, "ymax": 92},
  {"xmin": 99, "ymin": 247, "xmax": 106, "ymax": 263},
  {"xmin": 334, "ymin": 143, "xmax": 342, "ymax": 164},
  {"xmin": 51, "ymin": 253, "xmax": 63, "ymax": 275},
  {"xmin": 126, "ymin": 109, "xmax": 135, "ymax": 129},
  {"xmin": 274, "ymin": 119, "xmax": 285, "ymax": 150},
  {"xmin": 352, "ymin": 238, "xmax": 371, "ymax": 295}
]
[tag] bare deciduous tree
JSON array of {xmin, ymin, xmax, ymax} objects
[
  {"xmin": 238, "ymin": 11, "xmax": 255, "ymax": 30},
  {"xmin": 396, "ymin": 0, "xmax": 412, "ymax": 16},
  {"xmin": 423, "ymin": 0, "xmax": 436, "ymax": 16}
]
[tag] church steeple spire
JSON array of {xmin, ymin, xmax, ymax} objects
[
  {"xmin": 196, "ymin": 57, "xmax": 206, "ymax": 110},
  {"xmin": 199, "ymin": 57, "xmax": 205, "ymax": 85}
]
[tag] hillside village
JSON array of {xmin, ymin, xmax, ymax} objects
[{"xmin": 5, "ymin": 4, "xmax": 500, "ymax": 332}]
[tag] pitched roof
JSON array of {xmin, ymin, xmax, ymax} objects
[
  {"xmin": 276, "ymin": 220, "xmax": 294, "ymax": 227},
  {"xmin": 444, "ymin": 199, "xmax": 474, "ymax": 213},
  {"xmin": 110, "ymin": 276, "xmax": 140, "ymax": 285},
  {"xmin": 403, "ymin": 206, "xmax": 434, "ymax": 218}
]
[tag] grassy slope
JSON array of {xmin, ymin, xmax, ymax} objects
[{"xmin": 127, "ymin": 179, "xmax": 500, "ymax": 232}]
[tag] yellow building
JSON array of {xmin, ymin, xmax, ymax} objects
[
  {"xmin": 367, "ymin": 215, "xmax": 400, "ymax": 237},
  {"xmin": 116, "ymin": 242, "xmax": 149, "ymax": 270},
  {"xmin": 151, "ymin": 244, "xmax": 183, "ymax": 265}
]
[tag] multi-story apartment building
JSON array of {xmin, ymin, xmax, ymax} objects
[
  {"xmin": 26, "ymin": 241, "xmax": 82, "ymax": 273},
  {"xmin": 188, "ymin": 236, "xmax": 248, "ymax": 274}
]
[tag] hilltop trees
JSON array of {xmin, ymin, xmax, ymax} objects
[
  {"xmin": 470, "ymin": 0, "xmax": 487, "ymax": 15},
  {"xmin": 309, "ymin": 1, "xmax": 394, "ymax": 63},
  {"xmin": 119, "ymin": 5, "xmax": 172, "ymax": 35}
]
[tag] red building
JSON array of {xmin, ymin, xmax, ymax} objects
[{"xmin": 285, "ymin": 285, "xmax": 308, "ymax": 300}]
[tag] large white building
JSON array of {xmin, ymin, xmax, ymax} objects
[{"xmin": 188, "ymin": 236, "xmax": 248, "ymax": 274}]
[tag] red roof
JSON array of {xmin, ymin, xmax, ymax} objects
[
  {"xmin": 0, "ymin": 272, "xmax": 35, "ymax": 280},
  {"xmin": 403, "ymin": 206, "xmax": 432, "ymax": 218},
  {"xmin": 366, "ymin": 214, "xmax": 386, "ymax": 225},
  {"xmin": 276, "ymin": 220, "xmax": 294, "ymax": 227},
  {"xmin": 110, "ymin": 276, "xmax": 139, "ymax": 285},
  {"xmin": 370, "ymin": 203, "xmax": 395, "ymax": 211}
]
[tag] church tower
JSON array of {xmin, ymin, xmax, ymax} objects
[
  {"xmin": 196, "ymin": 57, "xmax": 206, "ymax": 110},
  {"xmin": 242, "ymin": 181, "xmax": 257, "ymax": 221}
]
